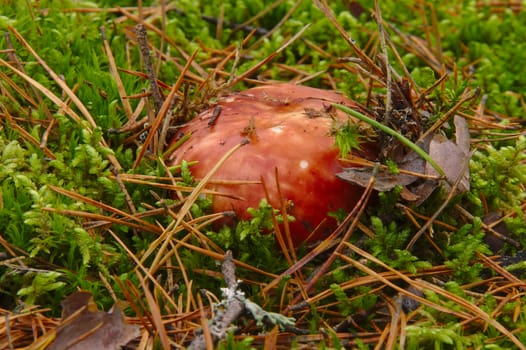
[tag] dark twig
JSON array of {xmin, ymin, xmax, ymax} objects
[
  {"xmin": 188, "ymin": 251, "xmax": 295, "ymax": 349},
  {"xmin": 111, "ymin": 166, "xmax": 137, "ymax": 215},
  {"xmin": 221, "ymin": 250, "xmax": 238, "ymax": 290},
  {"xmin": 188, "ymin": 251, "xmax": 245, "ymax": 350},
  {"xmin": 455, "ymin": 205, "xmax": 520, "ymax": 248},
  {"xmin": 135, "ymin": 24, "xmax": 163, "ymax": 113}
]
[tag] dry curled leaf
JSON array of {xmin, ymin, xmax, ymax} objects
[
  {"xmin": 425, "ymin": 114, "xmax": 471, "ymax": 192},
  {"xmin": 338, "ymin": 115, "xmax": 471, "ymax": 203},
  {"xmin": 48, "ymin": 291, "xmax": 139, "ymax": 350},
  {"xmin": 337, "ymin": 148, "xmax": 425, "ymax": 192}
]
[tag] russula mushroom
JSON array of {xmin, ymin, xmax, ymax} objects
[{"xmin": 168, "ymin": 83, "xmax": 376, "ymax": 246}]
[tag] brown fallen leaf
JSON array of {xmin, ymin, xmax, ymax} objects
[
  {"xmin": 337, "ymin": 147, "xmax": 425, "ymax": 192},
  {"xmin": 425, "ymin": 115, "xmax": 470, "ymax": 192},
  {"xmin": 337, "ymin": 166, "xmax": 419, "ymax": 192},
  {"xmin": 47, "ymin": 291, "xmax": 139, "ymax": 350},
  {"xmin": 338, "ymin": 115, "xmax": 470, "ymax": 204}
]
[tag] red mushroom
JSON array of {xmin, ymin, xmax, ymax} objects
[{"xmin": 168, "ymin": 83, "xmax": 376, "ymax": 246}]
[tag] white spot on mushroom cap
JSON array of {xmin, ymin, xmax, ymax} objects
[
  {"xmin": 270, "ymin": 125, "xmax": 284, "ymax": 134},
  {"xmin": 299, "ymin": 160, "xmax": 309, "ymax": 169}
]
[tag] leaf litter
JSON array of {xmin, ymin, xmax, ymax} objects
[
  {"xmin": 1, "ymin": 1, "xmax": 526, "ymax": 349},
  {"xmin": 46, "ymin": 292, "xmax": 139, "ymax": 350},
  {"xmin": 338, "ymin": 114, "xmax": 472, "ymax": 203}
]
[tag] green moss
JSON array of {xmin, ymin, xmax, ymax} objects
[{"xmin": 471, "ymin": 136, "xmax": 526, "ymax": 210}]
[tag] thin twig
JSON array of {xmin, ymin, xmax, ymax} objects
[
  {"xmin": 188, "ymin": 251, "xmax": 245, "ymax": 350},
  {"xmin": 374, "ymin": 0, "xmax": 392, "ymax": 124},
  {"xmin": 454, "ymin": 204, "xmax": 519, "ymax": 247},
  {"xmin": 111, "ymin": 166, "xmax": 137, "ymax": 215},
  {"xmin": 135, "ymin": 24, "xmax": 163, "ymax": 112}
]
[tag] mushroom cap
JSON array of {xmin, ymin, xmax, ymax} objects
[{"xmin": 168, "ymin": 83, "xmax": 376, "ymax": 245}]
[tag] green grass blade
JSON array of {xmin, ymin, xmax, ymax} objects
[{"xmin": 334, "ymin": 103, "xmax": 446, "ymax": 177}]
